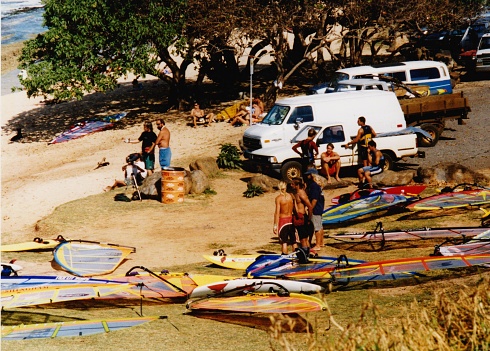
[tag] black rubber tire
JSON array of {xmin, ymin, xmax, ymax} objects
[
  {"xmin": 418, "ymin": 123, "xmax": 440, "ymax": 147},
  {"xmin": 381, "ymin": 152, "xmax": 395, "ymax": 171},
  {"xmin": 281, "ymin": 161, "xmax": 303, "ymax": 181}
]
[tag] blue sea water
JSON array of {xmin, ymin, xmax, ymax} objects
[{"xmin": 1, "ymin": 0, "xmax": 46, "ymax": 45}]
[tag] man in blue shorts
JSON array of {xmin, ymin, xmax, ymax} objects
[
  {"xmin": 150, "ymin": 118, "xmax": 171, "ymax": 169},
  {"xmin": 358, "ymin": 140, "xmax": 384, "ymax": 188}
]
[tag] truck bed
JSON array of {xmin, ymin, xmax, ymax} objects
[{"xmin": 399, "ymin": 92, "xmax": 471, "ymax": 125}]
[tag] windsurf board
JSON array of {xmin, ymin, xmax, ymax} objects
[
  {"xmin": 189, "ymin": 278, "xmax": 324, "ymax": 298},
  {"xmin": 1, "ymin": 236, "xmax": 67, "ymax": 252}
]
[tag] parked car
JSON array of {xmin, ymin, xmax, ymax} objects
[
  {"xmin": 332, "ymin": 79, "xmax": 391, "ymax": 92},
  {"xmin": 475, "ymin": 33, "xmax": 490, "ymax": 72},
  {"xmin": 418, "ymin": 29, "xmax": 466, "ymax": 58},
  {"xmin": 307, "ymin": 60, "xmax": 453, "ymax": 95}
]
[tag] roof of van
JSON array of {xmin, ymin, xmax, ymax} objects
[
  {"xmin": 336, "ymin": 60, "xmax": 447, "ymax": 75},
  {"xmin": 276, "ymin": 90, "xmax": 395, "ymax": 105}
]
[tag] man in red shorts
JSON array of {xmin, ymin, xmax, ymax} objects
[{"xmin": 320, "ymin": 143, "xmax": 341, "ymax": 183}]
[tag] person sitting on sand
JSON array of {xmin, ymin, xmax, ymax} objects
[
  {"xmin": 320, "ymin": 143, "xmax": 341, "ymax": 183},
  {"xmin": 104, "ymin": 153, "xmax": 147, "ymax": 191},
  {"xmin": 230, "ymin": 99, "xmax": 265, "ymax": 126},
  {"xmin": 191, "ymin": 102, "xmax": 215, "ymax": 128}
]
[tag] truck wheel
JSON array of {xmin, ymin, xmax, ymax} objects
[
  {"xmin": 281, "ymin": 161, "xmax": 303, "ymax": 181},
  {"xmin": 418, "ymin": 124, "xmax": 440, "ymax": 147},
  {"xmin": 381, "ymin": 152, "xmax": 395, "ymax": 171}
]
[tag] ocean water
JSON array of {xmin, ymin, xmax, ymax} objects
[{"xmin": 1, "ymin": 0, "xmax": 46, "ymax": 45}]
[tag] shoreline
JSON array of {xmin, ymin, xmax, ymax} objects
[{"xmin": 1, "ymin": 41, "xmax": 28, "ymax": 74}]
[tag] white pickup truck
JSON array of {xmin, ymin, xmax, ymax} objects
[{"xmin": 248, "ymin": 123, "xmax": 426, "ymax": 181}]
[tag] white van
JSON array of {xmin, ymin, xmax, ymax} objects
[
  {"xmin": 242, "ymin": 90, "xmax": 406, "ymax": 155},
  {"xmin": 308, "ymin": 60, "xmax": 453, "ymax": 96}
]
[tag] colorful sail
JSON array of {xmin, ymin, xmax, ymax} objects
[
  {"xmin": 331, "ymin": 185, "xmax": 426, "ymax": 204},
  {"xmin": 48, "ymin": 112, "xmax": 127, "ymax": 144},
  {"xmin": 331, "ymin": 225, "xmax": 489, "ymax": 242},
  {"xmin": 53, "ymin": 241, "xmax": 135, "ymax": 276},
  {"xmin": 247, "ymin": 255, "xmax": 365, "ymax": 280},
  {"xmin": 1, "ymin": 317, "xmax": 156, "ymax": 340},
  {"xmin": 322, "ymin": 194, "xmax": 412, "ymax": 225},
  {"xmin": 328, "ymin": 254, "xmax": 490, "ymax": 283},
  {"xmin": 1, "ymin": 276, "xmax": 125, "ymax": 291},
  {"xmin": 406, "ymin": 189, "xmax": 490, "ymax": 211},
  {"xmin": 1, "ymin": 284, "xmax": 129, "ymax": 308},
  {"xmin": 186, "ymin": 292, "xmax": 327, "ymax": 314}
]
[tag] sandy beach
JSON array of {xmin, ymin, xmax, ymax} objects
[{"xmin": 2, "ymin": 45, "xmax": 489, "ymax": 277}]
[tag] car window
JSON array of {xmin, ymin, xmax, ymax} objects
[
  {"xmin": 261, "ymin": 105, "xmax": 290, "ymax": 125},
  {"xmin": 287, "ymin": 106, "xmax": 314, "ymax": 124},
  {"xmin": 291, "ymin": 126, "xmax": 322, "ymax": 143},
  {"xmin": 316, "ymin": 125, "xmax": 345, "ymax": 145},
  {"xmin": 381, "ymin": 71, "xmax": 407, "ymax": 81},
  {"xmin": 410, "ymin": 67, "xmax": 440, "ymax": 81}
]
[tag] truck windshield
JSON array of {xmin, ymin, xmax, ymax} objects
[
  {"xmin": 327, "ymin": 72, "xmax": 349, "ymax": 89},
  {"xmin": 261, "ymin": 105, "xmax": 290, "ymax": 125},
  {"xmin": 479, "ymin": 37, "xmax": 490, "ymax": 50}
]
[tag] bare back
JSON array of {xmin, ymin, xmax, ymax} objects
[{"xmin": 275, "ymin": 193, "xmax": 293, "ymax": 218}]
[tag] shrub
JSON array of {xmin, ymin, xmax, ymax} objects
[
  {"xmin": 243, "ymin": 184, "xmax": 264, "ymax": 198},
  {"xmin": 216, "ymin": 143, "xmax": 242, "ymax": 169}
]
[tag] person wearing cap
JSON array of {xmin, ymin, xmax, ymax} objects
[
  {"xmin": 303, "ymin": 167, "xmax": 325, "ymax": 250},
  {"xmin": 292, "ymin": 128, "xmax": 319, "ymax": 166}
]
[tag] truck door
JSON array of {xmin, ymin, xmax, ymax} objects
[{"xmin": 315, "ymin": 125, "xmax": 355, "ymax": 168}]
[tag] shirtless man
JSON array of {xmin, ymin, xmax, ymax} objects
[
  {"xmin": 273, "ymin": 181, "xmax": 297, "ymax": 255},
  {"xmin": 320, "ymin": 143, "xmax": 341, "ymax": 183},
  {"xmin": 291, "ymin": 178, "xmax": 313, "ymax": 253},
  {"xmin": 150, "ymin": 118, "xmax": 171, "ymax": 169},
  {"xmin": 191, "ymin": 102, "xmax": 215, "ymax": 128}
]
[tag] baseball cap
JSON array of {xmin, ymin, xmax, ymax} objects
[{"xmin": 304, "ymin": 168, "xmax": 318, "ymax": 175}]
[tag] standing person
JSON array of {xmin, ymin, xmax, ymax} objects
[
  {"xmin": 342, "ymin": 116, "xmax": 377, "ymax": 167},
  {"xmin": 273, "ymin": 181, "xmax": 297, "ymax": 255},
  {"xmin": 291, "ymin": 177, "xmax": 313, "ymax": 254},
  {"xmin": 191, "ymin": 102, "xmax": 215, "ymax": 128},
  {"xmin": 292, "ymin": 128, "xmax": 319, "ymax": 167},
  {"xmin": 149, "ymin": 118, "xmax": 171, "ymax": 169},
  {"xmin": 358, "ymin": 140, "xmax": 385, "ymax": 188},
  {"xmin": 125, "ymin": 121, "xmax": 157, "ymax": 175},
  {"xmin": 320, "ymin": 143, "xmax": 341, "ymax": 183},
  {"xmin": 304, "ymin": 168, "xmax": 325, "ymax": 251}
]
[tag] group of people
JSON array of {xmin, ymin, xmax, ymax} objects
[
  {"xmin": 342, "ymin": 116, "xmax": 384, "ymax": 189},
  {"xmin": 274, "ymin": 170, "xmax": 325, "ymax": 256},
  {"xmin": 292, "ymin": 128, "xmax": 341, "ymax": 184},
  {"xmin": 275, "ymin": 116, "xmax": 385, "ymax": 255},
  {"xmin": 229, "ymin": 98, "xmax": 266, "ymax": 126},
  {"xmin": 105, "ymin": 118, "xmax": 172, "ymax": 191},
  {"xmin": 291, "ymin": 116, "xmax": 384, "ymax": 188}
]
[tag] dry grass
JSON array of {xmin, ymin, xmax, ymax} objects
[{"xmin": 270, "ymin": 276, "xmax": 490, "ymax": 350}]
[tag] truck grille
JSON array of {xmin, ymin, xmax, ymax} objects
[
  {"xmin": 481, "ymin": 57, "xmax": 490, "ymax": 65},
  {"xmin": 243, "ymin": 136, "xmax": 261, "ymax": 151},
  {"xmin": 250, "ymin": 154, "xmax": 270, "ymax": 163}
]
